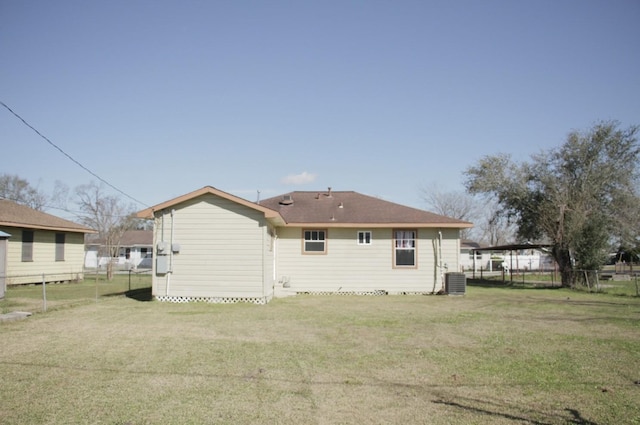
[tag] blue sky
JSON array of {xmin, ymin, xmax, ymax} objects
[{"xmin": 2, "ymin": 0, "xmax": 639, "ymax": 216}]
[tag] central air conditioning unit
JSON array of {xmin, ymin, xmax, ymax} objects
[{"xmin": 445, "ymin": 272, "xmax": 466, "ymax": 295}]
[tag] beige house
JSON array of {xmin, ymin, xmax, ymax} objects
[
  {"xmin": 0, "ymin": 199, "xmax": 94, "ymax": 285},
  {"xmin": 137, "ymin": 186, "xmax": 472, "ymax": 304}
]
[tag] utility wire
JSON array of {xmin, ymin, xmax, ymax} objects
[
  {"xmin": 0, "ymin": 196, "xmax": 136, "ymax": 221},
  {"xmin": 1, "ymin": 100, "xmax": 149, "ymax": 207}
]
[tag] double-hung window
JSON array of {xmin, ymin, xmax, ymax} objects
[
  {"xmin": 22, "ymin": 230, "xmax": 34, "ymax": 262},
  {"xmin": 394, "ymin": 229, "xmax": 417, "ymax": 267},
  {"xmin": 55, "ymin": 233, "xmax": 65, "ymax": 261},
  {"xmin": 303, "ymin": 229, "xmax": 327, "ymax": 254}
]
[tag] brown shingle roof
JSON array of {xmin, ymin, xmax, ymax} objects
[
  {"xmin": 0, "ymin": 199, "xmax": 94, "ymax": 233},
  {"xmin": 260, "ymin": 190, "xmax": 473, "ymax": 228}
]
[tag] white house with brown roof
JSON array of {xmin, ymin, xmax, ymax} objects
[
  {"xmin": 460, "ymin": 240, "xmax": 494, "ymax": 272},
  {"xmin": 0, "ymin": 199, "xmax": 94, "ymax": 285},
  {"xmin": 136, "ymin": 186, "xmax": 472, "ymax": 304},
  {"xmin": 85, "ymin": 230, "xmax": 153, "ymax": 269}
]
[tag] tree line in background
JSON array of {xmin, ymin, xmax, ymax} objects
[
  {"xmin": 3, "ymin": 121, "xmax": 639, "ymax": 288},
  {"xmin": 423, "ymin": 120, "xmax": 640, "ymax": 288}
]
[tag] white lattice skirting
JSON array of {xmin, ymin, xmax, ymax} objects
[
  {"xmin": 155, "ymin": 295, "xmax": 270, "ymax": 305},
  {"xmin": 296, "ymin": 290, "xmax": 432, "ymax": 296}
]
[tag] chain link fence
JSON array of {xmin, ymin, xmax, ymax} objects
[{"xmin": 1, "ymin": 268, "xmax": 152, "ymax": 315}]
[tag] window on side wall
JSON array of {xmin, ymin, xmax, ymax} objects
[
  {"xmin": 22, "ymin": 230, "xmax": 34, "ymax": 262},
  {"xmin": 303, "ymin": 229, "xmax": 327, "ymax": 254},
  {"xmin": 357, "ymin": 231, "xmax": 372, "ymax": 245},
  {"xmin": 55, "ymin": 233, "xmax": 65, "ymax": 261},
  {"xmin": 393, "ymin": 229, "xmax": 417, "ymax": 268}
]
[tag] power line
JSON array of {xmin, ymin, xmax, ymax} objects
[
  {"xmin": 0, "ymin": 100, "xmax": 149, "ymax": 207},
  {"xmin": 0, "ymin": 196, "xmax": 136, "ymax": 221}
]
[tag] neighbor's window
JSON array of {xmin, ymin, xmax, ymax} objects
[
  {"xmin": 303, "ymin": 229, "xmax": 327, "ymax": 254},
  {"xmin": 394, "ymin": 230, "xmax": 417, "ymax": 267},
  {"xmin": 22, "ymin": 230, "xmax": 34, "ymax": 262},
  {"xmin": 55, "ymin": 233, "xmax": 65, "ymax": 261},
  {"xmin": 357, "ymin": 231, "xmax": 372, "ymax": 245}
]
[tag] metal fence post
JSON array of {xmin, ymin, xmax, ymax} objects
[{"xmin": 42, "ymin": 273, "xmax": 47, "ymax": 312}]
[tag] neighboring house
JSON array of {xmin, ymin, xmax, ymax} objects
[
  {"xmin": 471, "ymin": 243, "xmax": 555, "ymax": 272},
  {"xmin": 85, "ymin": 230, "xmax": 153, "ymax": 269},
  {"xmin": 460, "ymin": 240, "xmax": 493, "ymax": 272},
  {"xmin": 0, "ymin": 199, "xmax": 94, "ymax": 285},
  {"xmin": 136, "ymin": 186, "xmax": 472, "ymax": 304}
]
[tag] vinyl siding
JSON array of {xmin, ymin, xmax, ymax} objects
[
  {"xmin": 0, "ymin": 226, "xmax": 86, "ymax": 285},
  {"xmin": 275, "ymin": 227, "xmax": 461, "ymax": 293},
  {"xmin": 151, "ymin": 194, "xmax": 273, "ymax": 299}
]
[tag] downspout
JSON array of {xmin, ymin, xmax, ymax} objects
[
  {"xmin": 261, "ymin": 226, "xmax": 264, "ymax": 300},
  {"xmin": 435, "ymin": 230, "xmax": 443, "ymax": 293},
  {"xmin": 170, "ymin": 209, "xmax": 175, "ymax": 273},
  {"xmin": 159, "ymin": 212, "xmax": 167, "ymax": 296},
  {"xmin": 166, "ymin": 209, "xmax": 175, "ymax": 296},
  {"xmin": 273, "ymin": 228, "xmax": 278, "ymax": 291}
]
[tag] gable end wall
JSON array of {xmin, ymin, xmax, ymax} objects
[{"xmin": 151, "ymin": 194, "xmax": 274, "ymax": 301}]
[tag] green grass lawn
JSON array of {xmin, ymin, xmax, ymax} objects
[
  {"xmin": 1, "ymin": 284, "xmax": 639, "ymax": 424},
  {"xmin": 0, "ymin": 271, "xmax": 152, "ymax": 314}
]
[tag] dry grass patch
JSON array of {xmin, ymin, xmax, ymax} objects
[{"xmin": 1, "ymin": 286, "xmax": 639, "ymax": 424}]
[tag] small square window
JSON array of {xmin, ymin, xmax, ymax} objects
[{"xmin": 357, "ymin": 231, "xmax": 372, "ymax": 245}]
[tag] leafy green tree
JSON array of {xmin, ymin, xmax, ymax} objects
[{"xmin": 464, "ymin": 121, "xmax": 640, "ymax": 287}]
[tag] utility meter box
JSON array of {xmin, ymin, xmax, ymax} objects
[
  {"xmin": 156, "ymin": 255, "xmax": 169, "ymax": 275},
  {"xmin": 157, "ymin": 241, "xmax": 168, "ymax": 255}
]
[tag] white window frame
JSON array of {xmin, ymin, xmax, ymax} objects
[
  {"xmin": 302, "ymin": 229, "xmax": 327, "ymax": 254},
  {"xmin": 393, "ymin": 229, "xmax": 417, "ymax": 268},
  {"xmin": 357, "ymin": 231, "xmax": 372, "ymax": 245}
]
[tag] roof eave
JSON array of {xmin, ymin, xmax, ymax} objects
[
  {"xmin": 136, "ymin": 186, "xmax": 285, "ymax": 223},
  {"xmin": 0, "ymin": 220, "xmax": 96, "ymax": 234},
  {"xmin": 280, "ymin": 222, "xmax": 474, "ymax": 228}
]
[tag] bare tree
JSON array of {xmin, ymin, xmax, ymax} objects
[
  {"xmin": 0, "ymin": 174, "xmax": 48, "ymax": 210},
  {"xmin": 421, "ymin": 185, "xmax": 475, "ymax": 219},
  {"xmin": 421, "ymin": 185, "xmax": 516, "ymax": 244},
  {"xmin": 75, "ymin": 182, "xmax": 136, "ymax": 280}
]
